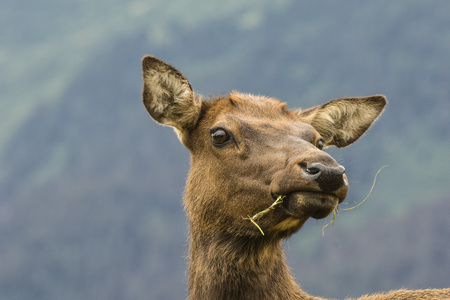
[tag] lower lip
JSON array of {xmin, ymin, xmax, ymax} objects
[{"xmin": 282, "ymin": 191, "xmax": 339, "ymax": 219}]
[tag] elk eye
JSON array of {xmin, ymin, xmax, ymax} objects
[
  {"xmin": 316, "ymin": 139, "xmax": 325, "ymax": 150},
  {"xmin": 211, "ymin": 128, "xmax": 231, "ymax": 146}
]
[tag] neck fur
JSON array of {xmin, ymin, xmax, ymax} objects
[{"xmin": 187, "ymin": 229, "xmax": 324, "ymax": 300}]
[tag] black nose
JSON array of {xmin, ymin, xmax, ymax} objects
[{"xmin": 301, "ymin": 162, "xmax": 346, "ymax": 193}]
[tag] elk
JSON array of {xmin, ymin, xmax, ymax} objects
[{"xmin": 141, "ymin": 56, "xmax": 450, "ymax": 300}]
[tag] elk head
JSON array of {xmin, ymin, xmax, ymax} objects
[{"xmin": 142, "ymin": 56, "xmax": 386, "ymax": 240}]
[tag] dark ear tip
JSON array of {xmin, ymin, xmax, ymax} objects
[
  {"xmin": 371, "ymin": 94, "xmax": 388, "ymax": 107},
  {"xmin": 142, "ymin": 55, "xmax": 160, "ymax": 70}
]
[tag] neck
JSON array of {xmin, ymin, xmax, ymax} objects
[{"xmin": 187, "ymin": 229, "xmax": 323, "ymax": 300}]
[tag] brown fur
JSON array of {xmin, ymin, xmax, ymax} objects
[{"xmin": 141, "ymin": 56, "xmax": 450, "ymax": 300}]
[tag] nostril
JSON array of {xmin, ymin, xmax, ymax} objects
[
  {"xmin": 300, "ymin": 162, "xmax": 346, "ymax": 193},
  {"xmin": 300, "ymin": 162, "xmax": 324, "ymax": 179},
  {"xmin": 305, "ymin": 167, "xmax": 320, "ymax": 175},
  {"xmin": 299, "ymin": 162, "xmax": 321, "ymax": 176}
]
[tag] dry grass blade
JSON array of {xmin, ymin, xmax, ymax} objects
[
  {"xmin": 341, "ymin": 165, "xmax": 389, "ymax": 211},
  {"xmin": 321, "ymin": 165, "xmax": 389, "ymax": 235},
  {"xmin": 245, "ymin": 195, "xmax": 286, "ymax": 236},
  {"xmin": 321, "ymin": 209, "xmax": 337, "ymax": 236}
]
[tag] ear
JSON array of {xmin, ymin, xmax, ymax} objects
[
  {"xmin": 296, "ymin": 95, "xmax": 387, "ymax": 148},
  {"xmin": 142, "ymin": 56, "xmax": 202, "ymax": 138}
]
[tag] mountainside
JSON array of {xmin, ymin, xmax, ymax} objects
[{"xmin": 1, "ymin": 1, "xmax": 449, "ymax": 299}]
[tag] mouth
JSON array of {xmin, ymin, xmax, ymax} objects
[{"xmin": 278, "ymin": 191, "xmax": 341, "ymax": 219}]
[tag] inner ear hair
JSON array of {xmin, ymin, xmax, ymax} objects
[
  {"xmin": 142, "ymin": 56, "xmax": 202, "ymax": 132},
  {"xmin": 297, "ymin": 95, "xmax": 387, "ymax": 148}
]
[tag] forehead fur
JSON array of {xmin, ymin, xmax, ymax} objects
[{"xmin": 203, "ymin": 91, "xmax": 293, "ymax": 121}]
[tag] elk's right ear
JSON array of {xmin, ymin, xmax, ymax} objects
[{"xmin": 142, "ymin": 56, "xmax": 202, "ymax": 137}]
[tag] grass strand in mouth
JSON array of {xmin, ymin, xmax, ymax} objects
[
  {"xmin": 341, "ymin": 165, "xmax": 390, "ymax": 211},
  {"xmin": 246, "ymin": 195, "xmax": 286, "ymax": 236},
  {"xmin": 321, "ymin": 165, "xmax": 389, "ymax": 236},
  {"xmin": 321, "ymin": 209, "xmax": 338, "ymax": 236}
]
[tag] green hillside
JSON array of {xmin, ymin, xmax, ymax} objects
[{"xmin": 1, "ymin": 1, "xmax": 449, "ymax": 299}]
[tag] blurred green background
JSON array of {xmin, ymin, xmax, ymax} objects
[{"xmin": 1, "ymin": 0, "xmax": 449, "ymax": 299}]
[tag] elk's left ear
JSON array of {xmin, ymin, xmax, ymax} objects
[{"xmin": 296, "ymin": 95, "xmax": 387, "ymax": 148}]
